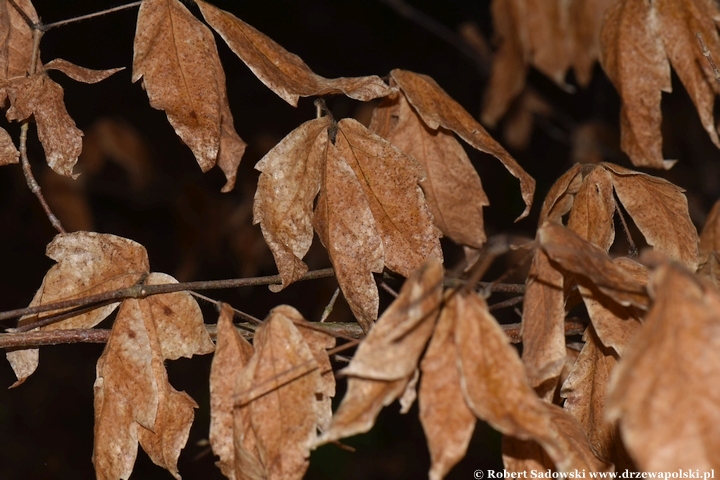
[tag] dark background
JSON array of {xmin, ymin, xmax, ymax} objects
[{"xmin": 0, "ymin": 0, "xmax": 717, "ymax": 478}]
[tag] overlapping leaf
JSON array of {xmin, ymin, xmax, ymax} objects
[
  {"xmin": 255, "ymin": 115, "xmax": 442, "ymax": 331},
  {"xmin": 316, "ymin": 258, "xmax": 443, "ymax": 445},
  {"xmin": 0, "ymin": 0, "xmax": 39, "ymax": 86},
  {"xmin": 600, "ymin": 0, "xmax": 720, "ymax": 168},
  {"xmin": 607, "ymin": 263, "xmax": 720, "ymax": 471},
  {"xmin": 7, "ymin": 232, "xmax": 150, "ymax": 386},
  {"xmin": 370, "ymin": 90, "xmax": 489, "ymax": 248},
  {"xmin": 93, "ymin": 273, "xmax": 214, "ymax": 480},
  {"xmin": 698, "ymin": 199, "xmax": 720, "ymax": 284}
]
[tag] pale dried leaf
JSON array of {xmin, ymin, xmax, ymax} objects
[
  {"xmin": 341, "ymin": 257, "xmax": 443, "ymax": 380},
  {"xmin": 0, "ymin": 0, "xmax": 39, "ymax": 82},
  {"xmin": 599, "ymin": 0, "xmax": 672, "ymax": 168},
  {"xmin": 93, "ymin": 301, "xmax": 159, "ymax": 480},
  {"xmin": 133, "ymin": 0, "xmax": 222, "ymax": 172},
  {"xmin": 210, "ymin": 304, "xmax": 255, "ymax": 480},
  {"xmin": 482, "ymin": 0, "xmax": 528, "ymax": 127},
  {"xmin": 578, "ymin": 282, "xmax": 642, "ymax": 356},
  {"xmin": 538, "ymin": 222, "xmax": 648, "ymax": 309},
  {"xmin": 7, "ymin": 232, "xmax": 149, "ymax": 386},
  {"xmin": 455, "ymin": 291, "xmax": 610, "ymax": 472},
  {"xmin": 419, "ymin": 294, "xmax": 476, "ymax": 480},
  {"xmin": 217, "ymin": 89, "xmax": 247, "ymax": 192},
  {"xmin": 44, "ymin": 58, "xmax": 123, "ymax": 84},
  {"xmin": 313, "ymin": 129, "xmax": 384, "ymax": 332},
  {"xmin": 398, "ymin": 368, "xmax": 419, "ymax": 414},
  {"xmin": 196, "ymin": 0, "xmax": 393, "ymax": 106},
  {"xmin": 370, "ymin": 92, "xmax": 489, "ymax": 248},
  {"xmin": 607, "ymin": 264, "xmax": 720, "ymax": 471},
  {"xmin": 296, "ymin": 321, "xmax": 336, "ymax": 433},
  {"xmin": 233, "ymin": 353, "xmax": 266, "ymax": 480},
  {"xmin": 521, "ymin": 248, "xmax": 566, "ymax": 394},
  {"xmin": 561, "ymin": 326, "xmax": 633, "ymax": 469},
  {"xmin": 391, "ymin": 68, "xmax": 535, "ymax": 220},
  {"xmin": 143, "ymin": 272, "xmax": 215, "ymax": 360},
  {"xmin": 235, "ymin": 308, "xmax": 320, "ymax": 480},
  {"xmin": 253, "ymin": 117, "xmax": 330, "ymax": 289},
  {"xmin": 336, "ymin": 118, "xmax": 442, "ymax": 277},
  {"xmin": 525, "ymin": 0, "xmax": 571, "ymax": 85},
  {"xmin": 5, "ymin": 74, "xmax": 83, "ymax": 177},
  {"xmin": 570, "ymin": 0, "xmax": 614, "ymax": 87},
  {"xmin": 567, "ymin": 166, "xmax": 616, "ymax": 251},
  {"xmin": 0, "ymin": 126, "xmax": 18, "ymax": 165},
  {"xmin": 603, "ymin": 162, "xmax": 699, "ymax": 270}
]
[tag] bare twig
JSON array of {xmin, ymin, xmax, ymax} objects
[
  {"xmin": 43, "ymin": 2, "xmax": 143, "ymax": 31},
  {"xmin": 615, "ymin": 196, "xmax": 637, "ymax": 257},
  {"xmin": 0, "ymin": 319, "xmax": 588, "ymax": 350},
  {"xmin": 488, "ymin": 295, "xmax": 525, "ymax": 311}
]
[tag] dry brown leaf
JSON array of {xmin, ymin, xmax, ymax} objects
[
  {"xmin": 5, "ymin": 74, "xmax": 83, "ymax": 177},
  {"xmin": 133, "ymin": 0, "xmax": 223, "ymax": 174},
  {"xmin": 599, "ymin": 0, "xmax": 671, "ymax": 169},
  {"xmin": 567, "ymin": 166, "xmax": 616, "ymax": 251},
  {"xmin": 603, "ymin": 162, "xmax": 699, "ymax": 270},
  {"xmin": 570, "ymin": 0, "xmax": 614, "ymax": 87},
  {"xmin": 313, "ymin": 130, "xmax": 384, "ymax": 332},
  {"xmin": 216, "ymin": 84, "xmax": 247, "ymax": 193},
  {"xmin": 503, "ymin": 436, "xmax": 554, "ymax": 472},
  {"xmin": 335, "ymin": 118, "xmax": 442, "ymax": 278},
  {"xmin": 521, "ymin": 248, "xmax": 566, "ymax": 395},
  {"xmin": 253, "ymin": 117, "xmax": 331, "ymax": 290},
  {"xmin": 607, "ymin": 263, "xmax": 720, "ymax": 471},
  {"xmin": 93, "ymin": 286, "xmax": 210, "ymax": 480},
  {"xmin": 578, "ymin": 282, "xmax": 642, "ymax": 356},
  {"xmin": 317, "ymin": 258, "xmax": 443, "ymax": 445},
  {"xmin": 234, "ymin": 306, "xmax": 320, "ymax": 480},
  {"xmin": 295, "ymin": 322, "xmax": 336, "ymax": 433},
  {"xmin": 454, "ymin": 291, "xmax": 610, "ymax": 472},
  {"xmin": 370, "ymin": 91, "xmax": 489, "ymax": 248},
  {"xmin": 525, "ymin": 0, "xmax": 571, "ymax": 85},
  {"xmin": 210, "ymin": 304, "xmax": 255, "ymax": 480},
  {"xmin": 482, "ymin": 0, "xmax": 528, "ymax": 127},
  {"xmin": 0, "ymin": 0, "xmax": 39, "ymax": 84},
  {"xmin": 7, "ymin": 232, "xmax": 149, "ymax": 386},
  {"xmin": 561, "ymin": 326, "xmax": 634, "ymax": 469},
  {"xmin": 538, "ymin": 222, "xmax": 648, "ymax": 309},
  {"xmin": 419, "ymin": 293, "xmax": 476, "ymax": 480},
  {"xmin": 0, "ymin": 126, "xmax": 18, "ymax": 165},
  {"xmin": 390, "ymin": 69, "xmax": 535, "ymax": 220},
  {"xmin": 196, "ymin": 0, "xmax": 393, "ymax": 106},
  {"xmin": 44, "ymin": 58, "xmax": 123, "ymax": 84}
]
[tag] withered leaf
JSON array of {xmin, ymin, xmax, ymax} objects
[
  {"xmin": 295, "ymin": 321, "xmax": 336, "ymax": 433},
  {"xmin": 419, "ymin": 293, "xmax": 476, "ymax": 480},
  {"xmin": 133, "ymin": 0, "xmax": 223, "ymax": 174},
  {"xmin": 567, "ymin": 165, "xmax": 616, "ymax": 251},
  {"xmin": 234, "ymin": 306, "xmax": 320, "ymax": 480},
  {"xmin": 335, "ymin": 118, "xmax": 442, "ymax": 278},
  {"xmin": 521, "ymin": 248, "xmax": 566, "ymax": 395},
  {"xmin": 44, "ymin": 58, "xmax": 123, "ymax": 84},
  {"xmin": 93, "ymin": 285, "xmax": 210, "ymax": 480},
  {"xmin": 561, "ymin": 326, "xmax": 633, "ymax": 469},
  {"xmin": 317, "ymin": 258, "xmax": 443, "ymax": 445},
  {"xmin": 524, "ymin": 0, "xmax": 571, "ymax": 85},
  {"xmin": 253, "ymin": 117, "xmax": 331, "ymax": 290},
  {"xmin": 455, "ymin": 291, "xmax": 609, "ymax": 472},
  {"xmin": 0, "ymin": 126, "xmax": 18, "ymax": 165},
  {"xmin": 607, "ymin": 263, "xmax": 720, "ymax": 471},
  {"xmin": 570, "ymin": 0, "xmax": 614, "ymax": 87},
  {"xmin": 210, "ymin": 304, "xmax": 255, "ymax": 480},
  {"xmin": 313, "ymin": 131, "xmax": 384, "ymax": 332},
  {"xmin": 390, "ymin": 69, "xmax": 535, "ymax": 220},
  {"xmin": 603, "ymin": 162, "xmax": 699, "ymax": 271},
  {"xmin": 539, "ymin": 163, "xmax": 583, "ymax": 224},
  {"xmin": 7, "ymin": 232, "xmax": 149, "ymax": 386},
  {"xmin": 196, "ymin": 0, "xmax": 393, "ymax": 106},
  {"xmin": 5, "ymin": 73, "xmax": 83, "ymax": 177},
  {"xmin": 370, "ymin": 91, "xmax": 489, "ymax": 248},
  {"xmin": 538, "ymin": 222, "xmax": 648, "ymax": 309},
  {"xmin": 0, "ymin": 0, "xmax": 39, "ymax": 84},
  {"xmin": 699, "ymin": 199, "xmax": 720, "ymax": 266}
]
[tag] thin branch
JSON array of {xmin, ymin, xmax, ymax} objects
[
  {"xmin": 488, "ymin": 295, "xmax": 524, "ymax": 311},
  {"xmin": 0, "ymin": 319, "xmax": 588, "ymax": 350},
  {"xmin": 0, "ymin": 268, "xmax": 336, "ymax": 322},
  {"xmin": 43, "ymin": 2, "xmax": 143, "ymax": 31},
  {"xmin": 697, "ymin": 33, "xmax": 720, "ymax": 83}
]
